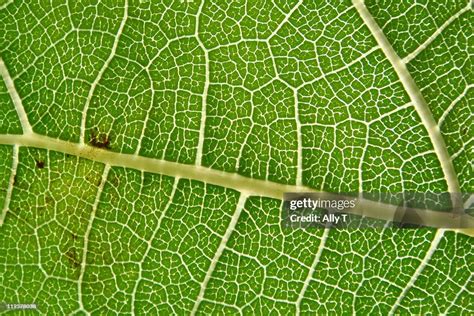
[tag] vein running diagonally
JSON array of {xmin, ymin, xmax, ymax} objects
[
  {"xmin": 444, "ymin": 273, "xmax": 473, "ymax": 314},
  {"xmin": 268, "ymin": 0, "xmax": 304, "ymax": 40},
  {"xmin": 293, "ymin": 88, "xmax": 303, "ymax": 186},
  {"xmin": 191, "ymin": 192, "xmax": 248, "ymax": 315},
  {"xmin": 403, "ymin": 2, "xmax": 472, "ymax": 64},
  {"xmin": 0, "ymin": 0, "xmax": 13, "ymax": 11},
  {"xmin": 298, "ymin": 45, "xmax": 380, "ymax": 89},
  {"xmin": 295, "ymin": 227, "xmax": 330, "ymax": 314},
  {"xmin": 77, "ymin": 164, "xmax": 111, "ymax": 313},
  {"xmin": 0, "ymin": 145, "xmax": 18, "ymax": 226},
  {"xmin": 134, "ymin": 69, "xmax": 154, "ymax": 155},
  {"xmin": 79, "ymin": 0, "xmax": 129, "ymax": 145},
  {"xmin": 0, "ymin": 57, "xmax": 32, "ymax": 134},
  {"xmin": 388, "ymin": 229, "xmax": 445, "ymax": 315},
  {"xmin": 353, "ymin": 0, "xmax": 462, "ymax": 199},
  {"xmin": 131, "ymin": 176, "xmax": 180, "ymax": 315},
  {"xmin": 195, "ymin": 0, "xmax": 210, "ymax": 166},
  {"xmin": 438, "ymin": 84, "xmax": 473, "ymax": 127}
]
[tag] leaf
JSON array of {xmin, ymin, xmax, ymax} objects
[{"xmin": 0, "ymin": 0, "xmax": 472, "ymax": 314}]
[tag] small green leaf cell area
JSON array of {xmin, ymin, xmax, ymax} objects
[{"xmin": 0, "ymin": 0, "xmax": 473, "ymax": 314}]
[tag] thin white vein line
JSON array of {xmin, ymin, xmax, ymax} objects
[
  {"xmin": 0, "ymin": 145, "xmax": 18, "ymax": 226},
  {"xmin": 451, "ymin": 139, "xmax": 472, "ymax": 160},
  {"xmin": 388, "ymin": 229, "xmax": 445, "ymax": 315},
  {"xmin": 134, "ymin": 72, "xmax": 154, "ymax": 155},
  {"xmin": 79, "ymin": 0, "xmax": 128, "ymax": 144},
  {"xmin": 77, "ymin": 164, "xmax": 110, "ymax": 313},
  {"xmin": 357, "ymin": 126, "xmax": 369, "ymax": 193},
  {"xmin": 191, "ymin": 192, "xmax": 248, "ymax": 315},
  {"xmin": 295, "ymin": 228, "xmax": 330, "ymax": 314},
  {"xmin": 0, "ymin": 57, "xmax": 32, "ymax": 134},
  {"xmin": 0, "ymin": 133, "xmax": 473, "ymax": 236},
  {"xmin": 268, "ymin": 0, "xmax": 304, "ymax": 40},
  {"xmin": 353, "ymin": 0, "xmax": 462, "ymax": 200},
  {"xmin": 195, "ymin": 0, "xmax": 209, "ymax": 166},
  {"xmin": 294, "ymin": 89, "xmax": 303, "ymax": 186},
  {"xmin": 403, "ymin": 2, "xmax": 471, "ymax": 64},
  {"xmin": 298, "ymin": 45, "xmax": 379, "ymax": 89},
  {"xmin": 443, "ymin": 273, "xmax": 472, "ymax": 314},
  {"xmin": 131, "ymin": 176, "xmax": 180, "ymax": 315},
  {"xmin": 438, "ymin": 84, "xmax": 473, "ymax": 127},
  {"xmin": 368, "ymin": 101, "xmax": 413, "ymax": 124}
]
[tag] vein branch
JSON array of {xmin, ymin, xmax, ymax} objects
[
  {"xmin": 295, "ymin": 227, "xmax": 330, "ymax": 313},
  {"xmin": 0, "ymin": 145, "xmax": 18, "ymax": 226},
  {"xmin": 388, "ymin": 229, "xmax": 445, "ymax": 315},
  {"xmin": 403, "ymin": 3, "xmax": 471, "ymax": 64},
  {"xmin": 77, "ymin": 164, "xmax": 110, "ymax": 313},
  {"xmin": 353, "ymin": 0, "xmax": 462, "ymax": 199},
  {"xmin": 293, "ymin": 88, "xmax": 303, "ymax": 186},
  {"xmin": 131, "ymin": 176, "xmax": 180, "ymax": 314},
  {"xmin": 79, "ymin": 0, "xmax": 128, "ymax": 144},
  {"xmin": 0, "ymin": 0, "xmax": 13, "ymax": 10},
  {"xmin": 0, "ymin": 57, "xmax": 32, "ymax": 134},
  {"xmin": 438, "ymin": 84, "xmax": 473, "ymax": 127},
  {"xmin": 191, "ymin": 192, "xmax": 248, "ymax": 315},
  {"xmin": 195, "ymin": 0, "xmax": 210, "ymax": 166}
]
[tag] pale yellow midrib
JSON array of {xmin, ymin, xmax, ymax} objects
[{"xmin": 0, "ymin": 133, "xmax": 472, "ymax": 237}]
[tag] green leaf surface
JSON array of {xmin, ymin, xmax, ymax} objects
[{"xmin": 0, "ymin": 0, "xmax": 472, "ymax": 314}]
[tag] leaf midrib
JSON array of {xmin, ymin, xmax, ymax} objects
[{"xmin": 0, "ymin": 132, "xmax": 472, "ymax": 236}]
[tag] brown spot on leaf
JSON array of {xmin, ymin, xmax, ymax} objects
[
  {"xmin": 45, "ymin": 195, "xmax": 55, "ymax": 207},
  {"xmin": 35, "ymin": 159, "xmax": 45, "ymax": 169},
  {"xmin": 65, "ymin": 248, "xmax": 81, "ymax": 269},
  {"xmin": 89, "ymin": 129, "xmax": 112, "ymax": 149}
]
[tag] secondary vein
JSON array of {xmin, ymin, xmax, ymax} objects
[{"xmin": 353, "ymin": 0, "xmax": 462, "ymax": 199}]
